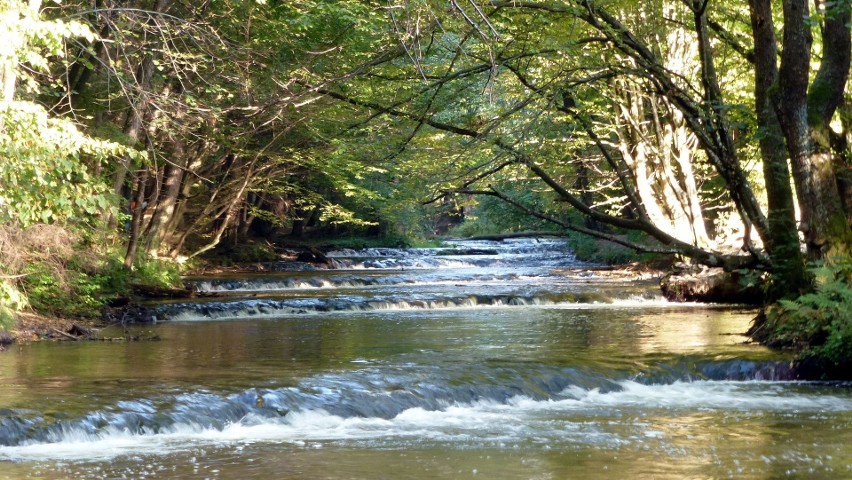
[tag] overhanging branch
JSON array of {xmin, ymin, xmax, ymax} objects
[{"xmin": 454, "ymin": 187, "xmax": 680, "ymax": 254}]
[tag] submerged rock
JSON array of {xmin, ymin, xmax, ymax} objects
[{"xmin": 102, "ymin": 303, "xmax": 158, "ymax": 325}]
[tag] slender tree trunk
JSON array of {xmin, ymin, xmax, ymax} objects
[
  {"xmin": 65, "ymin": 1, "xmax": 109, "ymax": 110},
  {"xmin": 691, "ymin": 0, "xmax": 768, "ymax": 246},
  {"xmin": 124, "ymin": 170, "xmax": 149, "ymax": 268},
  {"xmin": 572, "ymin": 161, "xmax": 599, "ymax": 230},
  {"xmin": 111, "ymin": 0, "xmax": 173, "ymax": 197},
  {"xmin": 145, "ymin": 156, "xmax": 185, "ymax": 255}
]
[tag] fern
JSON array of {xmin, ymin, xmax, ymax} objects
[{"xmin": 764, "ymin": 261, "xmax": 852, "ymax": 365}]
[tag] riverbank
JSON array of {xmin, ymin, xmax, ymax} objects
[
  {"xmin": 0, "ymin": 239, "xmax": 372, "ymax": 345},
  {"xmin": 0, "ymin": 312, "xmax": 97, "ymax": 347}
]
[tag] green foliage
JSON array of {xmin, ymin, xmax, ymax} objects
[
  {"xmin": 761, "ymin": 261, "xmax": 852, "ymax": 365},
  {"xmin": 448, "ymin": 221, "xmax": 501, "ymax": 239},
  {"xmin": 20, "ymin": 254, "xmax": 182, "ymax": 319},
  {"xmin": 448, "ymin": 189, "xmax": 560, "ymax": 238},
  {"xmin": 0, "ymin": 102, "xmax": 129, "ymax": 225},
  {"xmin": 566, "ymin": 232, "xmax": 640, "ymax": 265},
  {"xmin": 0, "ymin": 280, "xmax": 26, "ymax": 330},
  {"xmin": 131, "ymin": 256, "xmax": 183, "ymax": 290},
  {"xmin": 0, "ymin": 1, "xmax": 137, "ymax": 226},
  {"xmin": 1, "ymin": 0, "xmax": 96, "ymax": 93},
  {"xmin": 20, "ymin": 263, "xmax": 91, "ymax": 318}
]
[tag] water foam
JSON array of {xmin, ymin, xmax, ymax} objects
[{"xmin": 3, "ymin": 371, "xmax": 850, "ymax": 462}]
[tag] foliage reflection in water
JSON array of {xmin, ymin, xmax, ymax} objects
[{"xmin": 1, "ymin": 239, "xmax": 851, "ymax": 479}]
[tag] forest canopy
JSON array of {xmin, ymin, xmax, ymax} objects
[{"xmin": 1, "ymin": 0, "xmax": 852, "ymax": 362}]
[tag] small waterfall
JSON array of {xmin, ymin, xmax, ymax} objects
[
  {"xmin": 0, "ymin": 359, "xmax": 820, "ymax": 455},
  {"xmin": 155, "ymin": 289, "xmax": 680, "ymax": 322}
]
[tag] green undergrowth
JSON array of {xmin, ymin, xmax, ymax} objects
[
  {"xmin": 753, "ymin": 260, "xmax": 852, "ymax": 373},
  {"xmin": 1, "ymin": 224, "xmax": 183, "ymax": 323},
  {"xmin": 0, "ymin": 281, "xmax": 25, "ymax": 331},
  {"xmin": 20, "ymin": 254, "xmax": 182, "ymax": 319},
  {"xmin": 565, "ymin": 231, "xmax": 648, "ymax": 265}
]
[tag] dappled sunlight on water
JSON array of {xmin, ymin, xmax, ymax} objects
[{"xmin": 1, "ymin": 239, "xmax": 849, "ymax": 478}]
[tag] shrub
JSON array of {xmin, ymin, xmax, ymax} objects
[
  {"xmin": 1, "ymin": 223, "xmax": 186, "ymax": 320},
  {"xmin": 132, "ymin": 256, "xmax": 182, "ymax": 288},
  {"xmin": 0, "ymin": 280, "xmax": 26, "ymax": 330}
]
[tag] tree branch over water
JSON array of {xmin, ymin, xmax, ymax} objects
[{"xmin": 307, "ymin": 79, "xmax": 760, "ymax": 270}]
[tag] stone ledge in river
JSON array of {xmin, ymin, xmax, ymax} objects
[
  {"xmin": 660, "ymin": 266, "xmax": 764, "ymax": 305},
  {"xmin": 435, "ymin": 248, "xmax": 499, "ymax": 256},
  {"xmin": 790, "ymin": 356, "xmax": 852, "ymax": 381}
]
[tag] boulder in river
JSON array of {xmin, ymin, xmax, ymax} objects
[
  {"xmin": 660, "ymin": 266, "xmax": 764, "ymax": 304},
  {"xmin": 295, "ymin": 246, "xmax": 335, "ymax": 267}
]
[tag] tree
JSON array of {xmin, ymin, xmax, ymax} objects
[
  {"xmin": 0, "ymin": 0, "xmax": 134, "ymax": 326},
  {"xmin": 0, "ymin": 0, "xmax": 129, "ymax": 226},
  {"xmin": 299, "ymin": 0, "xmax": 852, "ymax": 300},
  {"xmin": 772, "ymin": 0, "xmax": 852, "ymax": 260},
  {"xmin": 38, "ymin": 0, "xmax": 396, "ymax": 265}
]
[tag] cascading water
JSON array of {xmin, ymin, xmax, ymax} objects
[{"xmin": 1, "ymin": 237, "xmax": 851, "ymax": 479}]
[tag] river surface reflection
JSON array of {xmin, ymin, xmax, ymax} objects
[{"xmin": 1, "ymin": 238, "xmax": 850, "ymax": 479}]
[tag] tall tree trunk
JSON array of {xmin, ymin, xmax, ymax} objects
[
  {"xmin": 776, "ymin": 0, "xmax": 852, "ymax": 259},
  {"xmin": 144, "ymin": 80, "xmax": 186, "ymax": 255},
  {"xmin": 112, "ymin": 55, "xmax": 156, "ymax": 196},
  {"xmin": 748, "ymin": 0, "xmax": 807, "ymax": 297},
  {"xmin": 835, "ymin": 98, "xmax": 852, "ymax": 224},
  {"xmin": 806, "ymin": 0, "xmax": 852, "ymax": 258},
  {"xmin": 65, "ymin": 1, "xmax": 109, "ymax": 110},
  {"xmin": 691, "ymin": 0, "xmax": 768, "ymax": 246},
  {"xmin": 111, "ymin": 0, "xmax": 173, "ymax": 197}
]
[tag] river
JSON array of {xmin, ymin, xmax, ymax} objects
[{"xmin": 1, "ymin": 238, "xmax": 850, "ymax": 478}]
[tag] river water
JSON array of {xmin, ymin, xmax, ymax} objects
[{"xmin": 1, "ymin": 238, "xmax": 850, "ymax": 478}]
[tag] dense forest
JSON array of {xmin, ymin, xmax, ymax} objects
[{"xmin": 1, "ymin": 0, "xmax": 851, "ymax": 369}]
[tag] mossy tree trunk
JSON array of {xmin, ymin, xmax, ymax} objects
[
  {"xmin": 775, "ymin": 0, "xmax": 852, "ymax": 261},
  {"xmin": 748, "ymin": 0, "xmax": 808, "ymax": 298}
]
